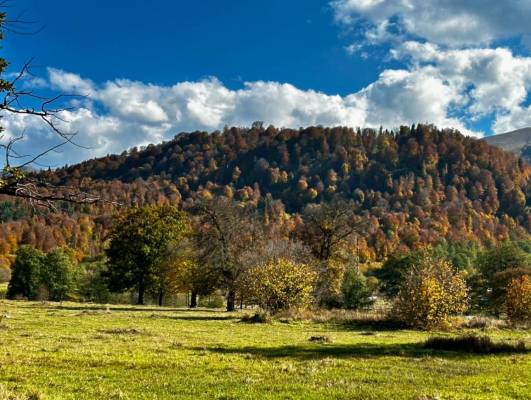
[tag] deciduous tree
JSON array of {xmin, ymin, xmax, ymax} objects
[{"xmin": 105, "ymin": 205, "xmax": 191, "ymax": 305}]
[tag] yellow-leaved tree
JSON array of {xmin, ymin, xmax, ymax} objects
[
  {"xmin": 246, "ymin": 259, "xmax": 317, "ymax": 313},
  {"xmin": 393, "ymin": 255, "xmax": 469, "ymax": 329},
  {"xmin": 506, "ymin": 275, "xmax": 531, "ymax": 325}
]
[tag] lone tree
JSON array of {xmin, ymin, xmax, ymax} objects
[
  {"xmin": 393, "ymin": 254, "xmax": 469, "ymax": 329},
  {"xmin": 246, "ymin": 259, "xmax": 317, "ymax": 313},
  {"xmin": 0, "ymin": 8, "xmax": 96, "ymax": 206},
  {"xmin": 193, "ymin": 197, "xmax": 263, "ymax": 311},
  {"xmin": 7, "ymin": 245, "xmax": 44, "ymax": 299},
  {"xmin": 105, "ymin": 205, "xmax": 191, "ymax": 305}
]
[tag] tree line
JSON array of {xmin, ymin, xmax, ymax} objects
[{"xmin": 6, "ymin": 199, "xmax": 530, "ymax": 328}]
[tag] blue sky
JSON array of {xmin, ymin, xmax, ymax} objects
[
  {"xmin": 3, "ymin": 0, "xmax": 531, "ymax": 166},
  {"xmin": 6, "ymin": 0, "xmax": 384, "ymax": 94}
]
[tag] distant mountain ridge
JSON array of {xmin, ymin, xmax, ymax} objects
[{"xmin": 485, "ymin": 128, "xmax": 531, "ymax": 161}]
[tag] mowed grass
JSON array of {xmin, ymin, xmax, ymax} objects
[{"xmin": 0, "ymin": 301, "xmax": 529, "ymax": 399}]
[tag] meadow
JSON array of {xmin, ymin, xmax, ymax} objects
[{"xmin": 0, "ymin": 300, "xmax": 529, "ymax": 400}]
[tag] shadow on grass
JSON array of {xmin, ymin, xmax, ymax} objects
[
  {"xmin": 46, "ymin": 304, "xmax": 226, "ymax": 313},
  {"xmin": 335, "ymin": 319, "xmax": 405, "ymax": 332},
  {"xmin": 197, "ymin": 341, "xmax": 526, "ymax": 360},
  {"xmin": 150, "ymin": 314, "xmax": 241, "ymax": 321}
]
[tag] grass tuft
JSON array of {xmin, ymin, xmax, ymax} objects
[
  {"xmin": 424, "ymin": 335, "xmax": 528, "ymax": 354},
  {"xmin": 240, "ymin": 312, "xmax": 271, "ymax": 324},
  {"xmin": 308, "ymin": 335, "xmax": 332, "ymax": 344},
  {"xmin": 98, "ymin": 328, "xmax": 144, "ymax": 335},
  {"xmin": 461, "ymin": 316, "xmax": 508, "ymax": 330}
]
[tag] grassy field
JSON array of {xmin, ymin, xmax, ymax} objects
[{"xmin": 0, "ymin": 301, "xmax": 529, "ymax": 400}]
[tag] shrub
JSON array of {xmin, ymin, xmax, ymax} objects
[
  {"xmin": 393, "ymin": 255, "xmax": 469, "ymax": 329},
  {"xmin": 462, "ymin": 316, "xmax": 507, "ymax": 330},
  {"xmin": 240, "ymin": 312, "xmax": 271, "ymax": 324},
  {"xmin": 341, "ymin": 268, "xmax": 374, "ymax": 310},
  {"xmin": 506, "ymin": 275, "xmax": 531, "ymax": 325},
  {"xmin": 476, "ymin": 241, "xmax": 530, "ymax": 314},
  {"xmin": 490, "ymin": 267, "xmax": 531, "ymax": 313},
  {"xmin": 314, "ymin": 258, "xmax": 346, "ymax": 308},
  {"xmin": 246, "ymin": 259, "xmax": 317, "ymax": 313},
  {"xmin": 424, "ymin": 335, "xmax": 527, "ymax": 354},
  {"xmin": 78, "ymin": 258, "xmax": 112, "ymax": 303}
]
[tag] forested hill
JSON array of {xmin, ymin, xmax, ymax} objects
[
  {"xmin": 51, "ymin": 124, "xmax": 529, "ymax": 216},
  {"xmin": 0, "ymin": 124, "xmax": 529, "ymax": 275}
]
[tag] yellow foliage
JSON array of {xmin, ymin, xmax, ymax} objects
[
  {"xmin": 393, "ymin": 256, "xmax": 469, "ymax": 329},
  {"xmin": 506, "ymin": 275, "xmax": 531, "ymax": 325},
  {"xmin": 246, "ymin": 259, "xmax": 317, "ymax": 313}
]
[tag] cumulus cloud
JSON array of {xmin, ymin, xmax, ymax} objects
[
  {"xmin": 2, "ymin": 67, "xmax": 480, "ymax": 166},
  {"xmin": 391, "ymin": 42, "xmax": 531, "ymax": 131},
  {"xmin": 331, "ymin": 0, "xmax": 531, "ymax": 47},
  {"xmin": 331, "ymin": 1, "xmax": 531, "ymax": 135}
]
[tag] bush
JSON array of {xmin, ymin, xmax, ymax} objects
[
  {"xmin": 506, "ymin": 275, "xmax": 531, "ymax": 325},
  {"xmin": 393, "ymin": 255, "xmax": 469, "ymax": 329},
  {"xmin": 78, "ymin": 258, "xmax": 112, "ymax": 303},
  {"xmin": 246, "ymin": 259, "xmax": 317, "ymax": 313},
  {"xmin": 424, "ymin": 335, "xmax": 527, "ymax": 354},
  {"xmin": 461, "ymin": 316, "xmax": 507, "ymax": 330},
  {"xmin": 314, "ymin": 258, "xmax": 346, "ymax": 308},
  {"xmin": 341, "ymin": 268, "xmax": 374, "ymax": 310},
  {"xmin": 240, "ymin": 312, "xmax": 271, "ymax": 324},
  {"xmin": 476, "ymin": 241, "xmax": 530, "ymax": 314}
]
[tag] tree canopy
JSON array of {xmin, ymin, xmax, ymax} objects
[{"xmin": 105, "ymin": 205, "xmax": 191, "ymax": 304}]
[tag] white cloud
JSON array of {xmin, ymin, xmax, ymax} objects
[
  {"xmin": 48, "ymin": 68, "xmax": 95, "ymax": 95},
  {"xmin": 3, "ymin": 66, "xmax": 484, "ymax": 166},
  {"xmin": 391, "ymin": 42, "xmax": 531, "ymax": 131},
  {"xmin": 331, "ymin": 0, "xmax": 531, "ymax": 47},
  {"xmin": 331, "ymin": 0, "xmax": 531, "ymax": 135},
  {"xmin": 352, "ymin": 67, "xmax": 472, "ymax": 134}
]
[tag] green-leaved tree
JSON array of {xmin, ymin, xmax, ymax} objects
[{"xmin": 105, "ymin": 205, "xmax": 191, "ymax": 305}]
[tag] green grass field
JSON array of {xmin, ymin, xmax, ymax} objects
[{"xmin": 0, "ymin": 301, "xmax": 529, "ymax": 400}]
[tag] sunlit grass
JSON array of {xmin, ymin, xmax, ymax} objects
[{"xmin": 0, "ymin": 300, "xmax": 529, "ymax": 399}]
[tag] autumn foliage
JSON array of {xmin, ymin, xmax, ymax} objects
[
  {"xmin": 506, "ymin": 275, "xmax": 531, "ymax": 325},
  {"xmin": 0, "ymin": 124, "xmax": 529, "ymax": 272},
  {"xmin": 246, "ymin": 259, "xmax": 317, "ymax": 313},
  {"xmin": 393, "ymin": 255, "xmax": 469, "ymax": 329}
]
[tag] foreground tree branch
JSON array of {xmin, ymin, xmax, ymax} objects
[{"xmin": 0, "ymin": 8, "xmax": 100, "ymax": 207}]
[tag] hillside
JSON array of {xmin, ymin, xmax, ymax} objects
[
  {"xmin": 0, "ymin": 124, "xmax": 530, "ymax": 275},
  {"xmin": 485, "ymin": 128, "xmax": 531, "ymax": 161}
]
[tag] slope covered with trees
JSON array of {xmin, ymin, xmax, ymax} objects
[{"xmin": 0, "ymin": 124, "xmax": 529, "ymax": 280}]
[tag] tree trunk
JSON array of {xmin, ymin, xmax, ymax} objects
[
  {"xmin": 137, "ymin": 277, "xmax": 145, "ymax": 305},
  {"xmin": 226, "ymin": 288, "xmax": 236, "ymax": 312},
  {"xmin": 190, "ymin": 290, "xmax": 198, "ymax": 308},
  {"xmin": 158, "ymin": 289, "xmax": 164, "ymax": 306}
]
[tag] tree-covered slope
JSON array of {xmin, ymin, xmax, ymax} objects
[{"xmin": 0, "ymin": 124, "xmax": 529, "ymax": 274}]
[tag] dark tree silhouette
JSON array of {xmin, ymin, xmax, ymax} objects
[{"xmin": 0, "ymin": 7, "xmax": 98, "ymax": 207}]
